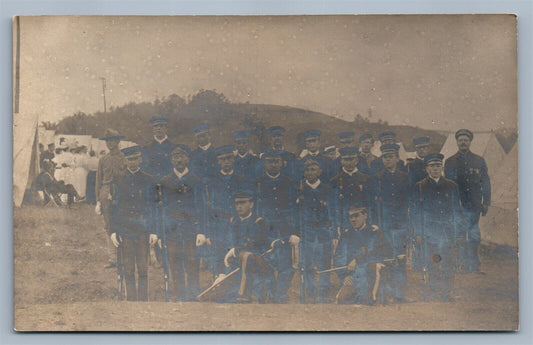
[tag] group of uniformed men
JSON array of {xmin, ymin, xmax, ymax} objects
[{"xmin": 94, "ymin": 116, "xmax": 491, "ymax": 305}]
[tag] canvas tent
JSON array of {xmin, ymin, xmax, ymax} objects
[
  {"xmin": 491, "ymin": 143, "xmax": 518, "ymax": 209},
  {"xmin": 13, "ymin": 112, "xmax": 40, "ymax": 207},
  {"xmin": 439, "ymin": 131, "xmax": 506, "ymax": 176}
]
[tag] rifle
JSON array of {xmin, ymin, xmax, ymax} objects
[
  {"xmin": 157, "ymin": 184, "xmax": 171, "ymax": 302},
  {"xmin": 196, "ymin": 239, "xmax": 284, "ymax": 300},
  {"xmin": 116, "ymin": 241, "xmax": 125, "ymax": 300}
]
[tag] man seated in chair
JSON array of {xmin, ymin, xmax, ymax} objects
[
  {"xmin": 34, "ymin": 160, "xmax": 81, "ymax": 206},
  {"xmin": 333, "ymin": 203, "xmax": 392, "ymax": 305}
]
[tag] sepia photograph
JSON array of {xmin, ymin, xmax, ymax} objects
[{"xmin": 12, "ymin": 14, "xmax": 518, "ymax": 331}]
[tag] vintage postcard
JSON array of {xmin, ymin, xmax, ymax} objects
[{"xmin": 13, "ymin": 15, "xmax": 518, "ymax": 331}]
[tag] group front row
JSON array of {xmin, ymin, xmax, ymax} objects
[{"xmin": 106, "ymin": 142, "xmax": 466, "ymax": 305}]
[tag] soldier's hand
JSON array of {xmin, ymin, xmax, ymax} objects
[
  {"xmin": 332, "ymin": 238, "xmax": 339, "ymax": 250},
  {"xmin": 289, "ymin": 235, "xmax": 300, "ymax": 246},
  {"xmin": 481, "ymin": 204, "xmax": 489, "ymax": 216},
  {"xmin": 196, "ymin": 234, "xmax": 206, "ymax": 247},
  {"xmin": 206, "ymin": 238, "xmax": 212, "ymax": 247},
  {"xmin": 149, "ymin": 234, "xmax": 158, "ymax": 245},
  {"xmin": 110, "ymin": 233, "xmax": 120, "ymax": 248},
  {"xmin": 224, "ymin": 248, "xmax": 236, "ymax": 268},
  {"xmin": 94, "ymin": 201, "xmax": 102, "ymax": 215},
  {"xmin": 347, "ymin": 258, "xmax": 357, "ymax": 272},
  {"xmin": 157, "ymin": 239, "xmax": 162, "ymax": 248}
]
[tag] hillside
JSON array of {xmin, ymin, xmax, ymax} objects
[{"xmin": 53, "ymin": 90, "xmax": 446, "ymax": 153}]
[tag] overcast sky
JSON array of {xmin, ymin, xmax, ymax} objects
[{"xmin": 17, "ymin": 15, "xmax": 517, "ymax": 131}]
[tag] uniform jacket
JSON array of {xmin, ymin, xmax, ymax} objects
[
  {"xmin": 295, "ymin": 179, "xmax": 335, "ymax": 241},
  {"xmin": 406, "ymin": 157, "xmax": 427, "ymax": 185},
  {"xmin": 369, "ymin": 169, "xmax": 411, "ymax": 232},
  {"xmin": 258, "ymin": 150, "xmax": 298, "ymax": 181},
  {"xmin": 111, "ymin": 169, "xmax": 156, "ymax": 237},
  {"xmin": 444, "ymin": 150, "xmax": 491, "ymax": 212},
  {"xmin": 254, "ymin": 173, "xmax": 297, "ymax": 239},
  {"xmin": 333, "ymin": 223, "xmax": 392, "ymax": 281},
  {"xmin": 234, "ymin": 151, "xmax": 260, "ymax": 179},
  {"xmin": 357, "ymin": 152, "xmax": 378, "ymax": 175},
  {"xmin": 159, "ymin": 169, "xmax": 205, "ymax": 241},
  {"xmin": 226, "ymin": 213, "xmax": 269, "ymax": 256},
  {"xmin": 95, "ymin": 150, "xmax": 126, "ymax": 201},
  {"xmin": 142, "ymin": 138, "xmax": 174, "ymax": 182},
  {"xmin": 297, "ymin": 152, "xmax": 335, "ymax": 181},
  {"xmin": 411, "ymin": 176, "xmax": 465, "ymax": 243},
  {"xmin": 329, "ymin": 169, "xmax": 371, "ymax": 231},
  {"xmin": 190, "ymin": 145, "xmax": 218, "ymax": 182}
]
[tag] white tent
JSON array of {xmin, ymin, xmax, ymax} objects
[
  {"xmin": 55, "ymin": 134, "xmax": 92, "ymax": 150},
  {"xmin": 371, "ymin": 140, "xmax": 412, "ymax": 161},
  {"xmin": 490, "ymin": 143, "xmax": 518, "ymax": 209},
  {"xmin": 440, "ymin": 131, "xmax": 506, "ymax": 175},
  {"xmin": 13, "ymin": 112, "xmax": 40, "ymax": 207}
]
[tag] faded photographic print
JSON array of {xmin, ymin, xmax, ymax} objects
[{"xmin": 13, "ymin": 15, "xmax": 518, "ymax": 331}]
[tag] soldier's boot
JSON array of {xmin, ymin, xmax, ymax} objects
[{"xmin": 125, "ymin": 279, "xmax": 137, "ymax": 301}]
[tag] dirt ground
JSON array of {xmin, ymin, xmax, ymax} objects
[{"xmin": 13, "ymin": 205, "xmax": 519, "ymax": 331}]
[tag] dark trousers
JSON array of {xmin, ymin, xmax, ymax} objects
[
  {"xmin": 426, "ymin": 241, "xmax": 456, "ymax": 301},
  {"xmin": 383, "ymin": 229, "xmax": 408, "ymax": 299},
  {"xmin": 273, "ymin": 243, "xmax": 296, "ymax": 300},
  {"xmin": 167, "ymin": 238, "xmax": 200, "ymax": 301},
  {"xmin": 237, "ymin": 251, "xmax": 275, "ymax": 301},
  {"xmin": 302, "ymin": 236, "xmax": 332, "ymax": 302},
  {"xmin": 459, "ymin": 210, "xmax": 481, "ymax": 272},
  {"xmin": 336, "ymin": 263, "xmax": 379, "ymax": 305},
  {"xmin": 121, "ymin": 234, "xmax": 149, "ymax": 301}
]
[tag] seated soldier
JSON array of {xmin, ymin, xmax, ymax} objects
[
  {"xmin": 34, "ymin": 160, "xmax": 82, "ymax": 206},
  {"xmin": 333, "ymin": 204, "xmax": 392, "ymax": 305},
  {"xmin": 223, "ymin": 190, "xmax": 279, "ymax": 303}
]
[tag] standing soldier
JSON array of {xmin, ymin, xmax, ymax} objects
[
  {"xmin": 233, "ymin": 130, "xmax": 260, "ymax": 179},
  {"xmin": 159, "ymin": 145, "xmax": 206, "ymax": 301},
  {"xmin": 261, "ymin": 126, "xmax": 297, "ymax": 180},
  {"xmin": 369, "ymin": 143, "xmax": 411, "ymax": 303},
  {"xmin": 333, "ymin": 204, "xmax": 392, "ymax": 305},
  {"xmin": 357, "ymin": 133, "xmax": 378, "ymax": 175},
  {"xmin": 190, "ymin": 124, "xmax": 218, "ymax": 182},
  {"xmin": 207, "ymin": 145, "xmax": 251, "ymax": 276},
  {"xmin": 407, "ymin": 136, "xmax": 430, "ymax": 185},
  {"xmin": 333, "ymin": 131, "xmax": 357, "ymax": 177},
  {"xmin": 142, "ymin": 116, "xmax": 174, "ymax": 182},
  {"xmin": 329, "ymin": 147, "xmax": 371, "ymax": 238},
  {"xmin": 254, "ymin": 150, "xmax": 298, "ymax": 303},
  {"xmin": 109, "ymin": 146, "xmax": 158, "ymax": 301},
  {"xmin": 298, "ymin": 130, "xmax": 333, "ymax": 181},
  {"xmin": 95, "ymin": 129, "xmax": 126, "ymax": 269},
  {"xmin": 412, "ymin": 153, "xmax": 464, "ymax": 302},
  {"xmin": 223, "ymin": 190, "xmax": 277, "ymax": 303},
  {"xmin": 296, "ymin": 158, "xmax": 335, "ymax": 303},
  {"xmin": 444, "ymin": 129, "xmax": 491, "ymax": 274},
  {"xmin": 370, "ymin": 131, "xmax": 406, "ymax": 175}
]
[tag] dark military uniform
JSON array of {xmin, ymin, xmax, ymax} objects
[
  {"xmin": 142, "ymin": 138, "xmax": 174, "ymax": 182},
  {"xmin": 234, "ymin": 151, "xmax": 260, "ymax": 179},
  {"xmin": 160, "ymin": 165, "xmax": 205, "ymax": 301},
  {"xmin": 357, "ymin": 152, "xmax": 379, "ymax": 175},
  {"xmin": 329, "ymin": 167, "xmax": 371, "ymax": 232},
  {"xmin": 444, "ymin": 143, "xmax": 491, "ymax": 273},
  {"xmin": 254, "ymin": 164, "xmax": 297, "ymax": 302},
  {"xmin": 261, "ymin": 126, "xmax": 298, "ymax": 180},
  {"xmin": 296, "ymin": 166, "xmax": 335, "ymax": 303},
  {"xmin": 190, "ymin": 144, "xmax": 218, "ymax": 182},
  {"xmin": 370, "ymin": 157, "xmax": 407, "ymax": 175},
  {"xmin": 333, "ymin": 221, "xmax": 392, "ymax": 305},
  {"xmin": 111, "ymin": 147, "xmax": 156, "ymax": 301},
  {"xmin": 407, "ymin": 157, "xmax": 427, "ymax": 185},
  {"xmin": 412, "ymin": 155, "xmax": 464, "ymax": 302},
  {"xmin": 225, "ymin": 212, "xmax": 275, "ymax": 302},
  {"xmin": 369, "ymin": 167, "xmax": 411, "ymax": 301}
]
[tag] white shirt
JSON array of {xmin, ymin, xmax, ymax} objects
[
  {"xmin": 220, "ymin": 169, "xmax": 234, "ymax": 176},
  {"xmin": 239, "ymin": 212, "xmax": 253, "ymax": 221},
  {"xmin": 429, "ymin": 176, "xmax": 441, "ymax": 184},
  {"xmin": 199, "ymin": 143, "xmax": 212, "ymax": 151},
  {"xmin": 342, "ymin": 167, "xmax": 358, "ymax": 176},
  {"xmin": 173, "ymin": 167, "xmax": 189, "ymax": 179},
  {"xmin": 305, "ymin": 179, "xmax": 321, "ymax": 190},
  {"xmin": 266, "ymin": 172, "xmax": 281, "ymax": 179},
  {"xmin": 128, "ymin": 167, "xmax": 140, "ymax": 175},
  {"xmin": 154, "ymin": 135, "xmax": 168, "ymax": 144}
]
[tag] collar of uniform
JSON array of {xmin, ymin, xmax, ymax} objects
[
  {"xmin": 305, "ymin": 179, "xmax": 321, "ymax": 189},
  {"xmin": 239, "ymin": 212, "xmax": 253, "ymax": 221},
  {"xmin": 128, "ymin": 167, "xmax": 140, "ymax": 175},
  {"xmin": 266, "ymin": 171, "xmax": 281, "ymax": 179},
  {"xmin": 236, "ymin": 151, "xmax": 249, "ymax": 159},
  {"xmin": 458, "ymin": 149, "xmax": 471, "ymax": 156},
  {"xmin": 154, "ymin": 135, "xmax": 168, "ymax": 144},
  {"xmin": 220, "ymin": 169, "xmax": 234, "ymax": 176},
  {"xmin": 174, "ymin": 167, "xmax": 189, "ymax": 179},
  {"xmin": 429, "ymin": 176, "xmax": 441, "ymax": 184},
  {"xmin": 199, "ymin": 143, "xmax": 212, "ymax": 151},
  {"xmin": 356, "ymin": 222, "xmax": 367, "ymax": 231},
  {"xmin": 308, "ymin": 150, "xmax": 319, "ymax": 157},
  {"xmin": 342, "ymin": 167, "xmax": 358, "ymax": 176},
  {"xmin": 416, "ymin": 154, "xmax": 424, "ymax": 160}
]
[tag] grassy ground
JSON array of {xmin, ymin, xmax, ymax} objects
[{"xmin": 13, "ymin": 204, "xmax": 518, "ymax": 331}]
